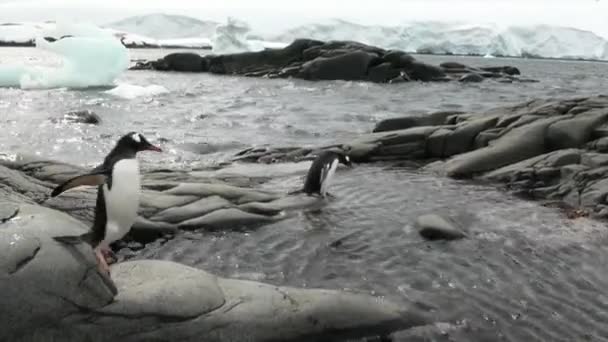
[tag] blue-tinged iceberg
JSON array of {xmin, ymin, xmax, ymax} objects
[{"xmin": 0, "ymin": 22, "xmax": 129, "ymax": 89}]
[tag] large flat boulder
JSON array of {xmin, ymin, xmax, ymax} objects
[{"xmin": 0, "ymin": 202, "xmax": 430, "ymax": 341}]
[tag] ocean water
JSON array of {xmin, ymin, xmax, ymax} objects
[{"xmin": 2, "ymin": 47, "xmax": 608, "ymax": 341}]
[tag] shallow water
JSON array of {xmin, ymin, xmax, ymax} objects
[
  {"xmin": 2, "ymin": 47, "xmax": 608, "ymax": 341},
  {"xmin": 2, "ymin": 47, "xmax": 608, "ymax": 168}
]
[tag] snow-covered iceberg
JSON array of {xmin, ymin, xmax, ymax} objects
[
  {"xmin": 0, "ymin": 22, "xmax": 129, "ymax": 89},
  {"xmin": 210, "ymin": 17, "xmax": 287, "ymax": 54}
]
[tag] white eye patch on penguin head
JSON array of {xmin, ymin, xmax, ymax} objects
[
  {"xmin": 338, "ymin": 153, "xmax": 352, "ymax": 167},
  {"xmin": 131, "ymin": 132, "xmax": 141, "ymax": 143},
  {"xmin": 120, "ymin": 131, "xmax": 163, "ymax": 153}
]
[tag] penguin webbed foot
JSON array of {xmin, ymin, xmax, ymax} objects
[
  {"xmin": 324, "ymin": 192, "xmax": 336, "ymax": 199},
  {"xmin": 95, "ymin": 247, "xmax": 112, "ymax": 277},
  {"xmin": 100, "ymin": 247, "xmax": 118, "ymax": 265}
]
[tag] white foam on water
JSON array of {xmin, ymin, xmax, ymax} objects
[
  {"xmin": 0, "ymin": 22, "xmax": 129, "ymax": 90},
  {"xmin": 105, "ymin": 83, "xmax": 169, "ymax": 99}
]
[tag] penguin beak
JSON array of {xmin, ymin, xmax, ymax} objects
[{"xmin": 146, "ymin": 144, "xmax": 162, "ymax": 152}]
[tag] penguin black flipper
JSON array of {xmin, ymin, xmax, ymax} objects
[
  {"xmin": 53, "ymin": 231, "xmax": 95, "ymax": 246},
  {"xmin": 51, "ymin": 165, "xmax": 111, "ymax": 197},
  {"xmin": 53, "ymin": 184, "xmax": 107, "ymax": 249}
]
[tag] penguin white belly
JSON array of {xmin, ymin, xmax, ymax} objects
[
  {"xmin": 320, "ymin": 159, "xmax": 339, "ymax": 196},
  {"xmin": 103, "ymin": 158, "xmax": 141, "ymax": 244}
]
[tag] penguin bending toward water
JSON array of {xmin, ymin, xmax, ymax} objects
[
  {"xmin": 51, "ymin": 132, "xmax": 162, "ymax": 275},
  {"xmin": 303, "ymin": 150, "xmax": 352, "ymax": 198}
]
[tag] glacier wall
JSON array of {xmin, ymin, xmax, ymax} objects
[{"xmin": 271, "ymin": 20, "xmax": 608, "ymax": 60}]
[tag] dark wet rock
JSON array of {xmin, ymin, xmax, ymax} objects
[
  {"xmin": 588, "ymin": 137, "xmax": 608, "ymax": 152},
  {"xmin": 299, "ymin": 50, "xmax": 380, "ymax": 81},
  {"xmin": 153, "ymin": 52, "xmax": 208, "ymax": 72},
  {"xmin": 480, "ymin": 66, "xmax": 520, "ymax": 75},
  {"xmin": 459, "ymin": 73, "xmax": 484, "ymax": 83},
  {"xmin": 416, "ymin": 214, "xmax": 466, "ymax": 241},
  {"xmin": 441, "ymin": 116, "xmax": 564, "ymax": 177},
  {"xmin": 373, "ymin": 111, "xmax": 463, "ymax": 133},
  {"xmin": 209, "ymin": 38, "xmax": 324, "ymax": 75},
  {"xmin": 426, "ymin": 116, "xmax": 498, "ymax": 158},
  {"xmin": 53, "ymin": 110, "xmax": 101, "ymax": 125},
  {"xmin": 440, "ymin": 62, "xmax": 467, "ymax": 69},
  {"xmin": 368, "ymin": 62, "xmax": 402, "ymax": 83},
  {"xmin": 383, "ymin": 50, "xmax": 416, "ymax": 68},
  {"xmin": 405, "ymin": 62, "xmax": 446, "ymax": 81},
  {"xmin": 0, "ymin": 200, "xmax": 429, "ymax": 341},
  {"xmin": 546, "ymin": 110, "xmax": 608, "ymax": 150},
  {"xmin": 132, "ymin": 39, "xmax": 528, "ymax": 84}
]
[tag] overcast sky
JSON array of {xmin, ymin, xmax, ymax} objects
[{"xmin": 1, "ymin": 0, "xmax": 607, "ymax": 37}]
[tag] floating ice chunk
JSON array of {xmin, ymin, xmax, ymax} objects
[
  {"xmin": 0, "ymin": 22, "xmax": 129, "ymax": 90},
  {"xmin": 105, "ymin": 83, "xmax": 169, "ymax": 99},
  {"xmin": 211, "ymin": 17, "xmax": 251, "ymax": 54},
  {"xmin": 210, "ymin": 18, "xmax": 289, "ymax": 54}
]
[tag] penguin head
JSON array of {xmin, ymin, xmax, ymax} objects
[
  {"xmin": 338, "ymin": 153, "xmax": 352, "ymax": 167},
  {"xmin": 119, "ymin": 132, "xmax": 162, "ymax": 153}
]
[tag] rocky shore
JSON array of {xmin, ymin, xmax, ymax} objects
[
  {"xmin": 3, "ymin": 94, "xmax": 608, "ymax": 341},
  {"xmin": 130, "ymin": 38, "xmax": 534, "ymax": 84},
  {"xmin": 0, "ymin": 157, "xmax": 430, "ymax": 341},
  {"xmin": 234, "ymin": 95, "xmax": 608, "ymax": 219}
]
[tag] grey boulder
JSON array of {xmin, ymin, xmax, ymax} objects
[
  {"xmin": 0, "ymin": 201, "xmax": 430, "ymax": 341},
  {"xmin": 415, "ymin": 214, "xmax": 467, "ymax": 241}
]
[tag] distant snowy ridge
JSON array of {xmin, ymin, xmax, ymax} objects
[
  {"xmin": 0, "ymin": 20, "xmax": 212, "ymax": 49},
  {"xmin": 105, "ymin": 13, "xmax": 219, "ymax": 39},
  {"xmin": 271, "ymin": 19, "xmax": 608, "ymax": 60},
  {"xmin": 1, "ymin": 14, "xmax": 608, "ymax": 60}
]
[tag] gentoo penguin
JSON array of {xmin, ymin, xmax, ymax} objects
[
  {"xmin": 51, "ymin": 132, "xmax": 161, "ymax": 275},
  {"xmin": 303, "ymin": 150, "xmax": 352, "ymax": 198}
]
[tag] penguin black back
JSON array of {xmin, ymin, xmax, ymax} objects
[{"xmin": 303, "ymin": 150, "xmax": 352, "ymax": 196}]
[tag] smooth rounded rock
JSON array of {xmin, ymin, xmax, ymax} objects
[
  {"xmin": 459, "ymin": 73, "xmax": 484, "ymax": 83},
  {"xmin": 368, "ymin": 62, "xmax": 402, "ymax": 83},
  {"xmin": 299, "ymin": 50, "xmax": 379, "ymax": 81},
  {"xmin": 156, "ymin": 52, "xmax": 207, "ymax": 72},
  {"xmin": 440, "ymin": 62, "xmax": 467, "ymax": 69},
  {"xmin": 100, "ymin": 260, "xmax": 225, "ymax": 318},
  {"xmin": 415, "ymin": 214, "xmax": 466, "ymax": 241}
]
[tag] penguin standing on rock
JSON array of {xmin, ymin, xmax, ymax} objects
[
  {"xmin": 51, "ymin": 132, "xmax": 162, "ymax": 276},
  {"xmin": 303, "ymin": 150, "xmax": 352, "ymax": 198}
]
